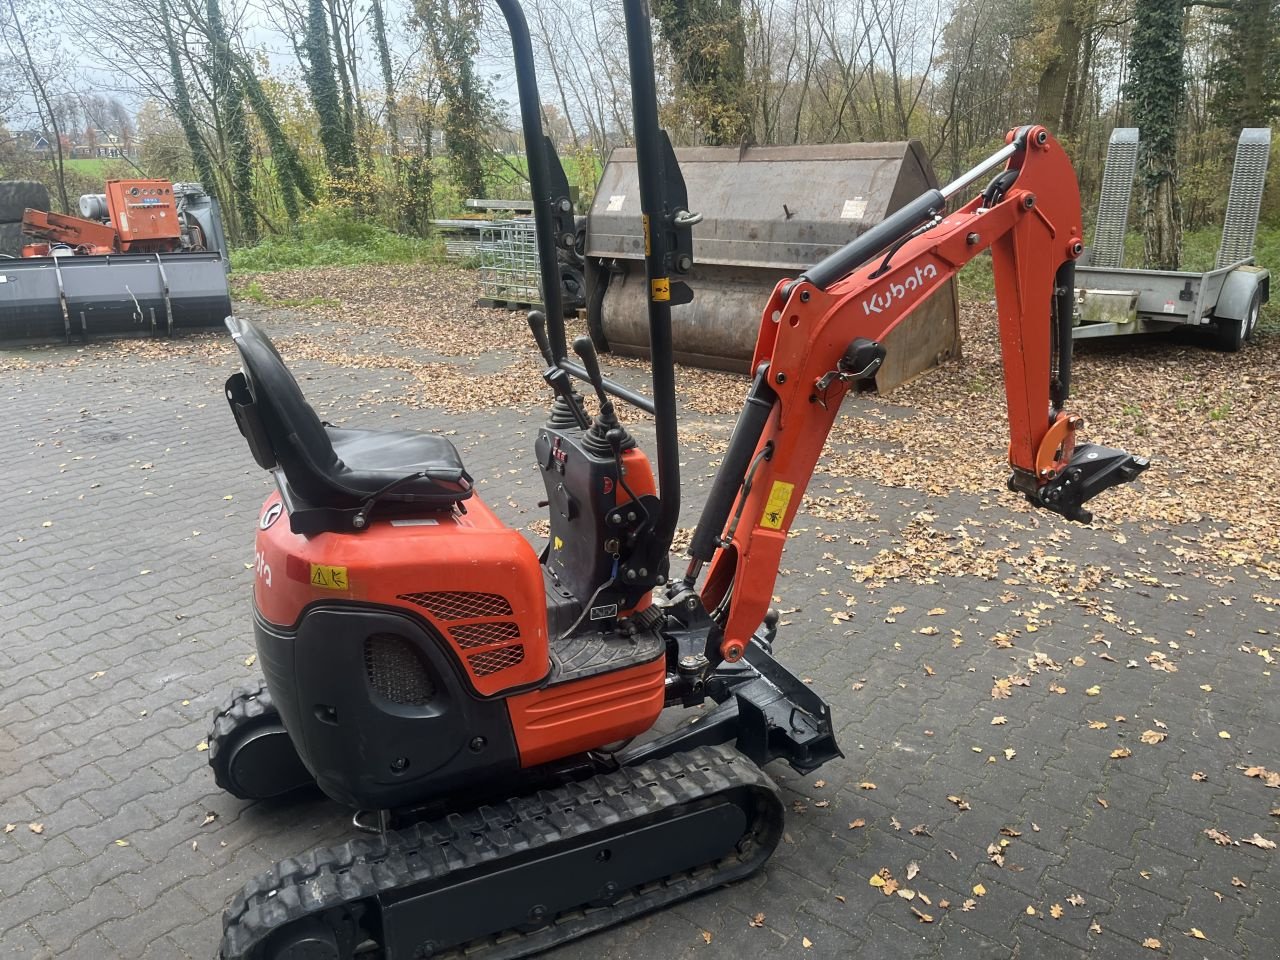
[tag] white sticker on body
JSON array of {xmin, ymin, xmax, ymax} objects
[{"xmin": 606, "ymin": 194, "xmax": 626, "ymax": 212}]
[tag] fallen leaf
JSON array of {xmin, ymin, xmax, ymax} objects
[
  {"xmin": 814, "ymin": 779, "xmax": 826, "ymax": 789},
  {"xmin": 1243, "ymin": 766, "xmax": 1280, "ymax": 788},
  {"xmin": 1049, "ymin": 682, "xmax": 1067, "ymax": 695},
  {"xmin": 244, "ymin": 654, "xmax": 257, "ymax": 668},
  {"xmin": 1088, "ymin": 720, "xmax": 1109, "ymax": 730},
  {"xmin": 1111, "ymin": 747, "xmax": 1133, "ymax": 759},
  {"xmin": 938, "ymin": 899, "xmax": 950, "ymax": 909},
  {"xmin": 896, "ymin": 888, "xmax": 916, "ymax": 900},
  {"xmin": 4, "ymin": 824, "xmax": 14, "ymax": 833},
  {"xmin": 749, "ymin": 913, "xmax": 766, "ymax": 928},
  {"xmin": 906, "ymin": 861, "xmax": 920, "ymax": 881},
  {"xmin": 114, "ymin": 839, "xmax": 129, "ymax": 847},
  {"xmin": 1242, "ymin": 834, "xmax": 1277, "ymax": 850},
  {"xmin": 858, "ymin": 782, "xmax": 877, "ymax": 790},
  {"xmin": 991, "ymin": 716, "xmax": 1008, "ymax": 725},
  {"xmin": 1004, "ymin": 748, "xmax": 1017, "ymax": 761},
  {"xmin": 1186, "ymin": 929, "xmax": 1208, "ymax": 940},
  {"xmin": 1192, "ymin": 772, "xmax": 1208, "ymax": 782},
  {"xmin": 1090, "ymin": 920, "xmax": 1102, "ymax": 934},
  {"xmin": 1096, "ymin": 796, "xmax": 1109, "ymax": 809},
  {"xmin": 1067, "ymin": 893, "xmax": 1086, "ymax": 906},
  {"xmin": 1025, "ymin": 906, "xmax": 1036, "ymax": 916},
  {"xmin": 1142, "ymin": 938, "xmax": 1161, "ymax": 949},
  {"xmin": 962, "ymin": 899, "xmax": 977, "ymax": 911},
  {"xmin": 1140, "ymin": 730, "xmax": 1167, "ymax": 745},
  {"xmin": 834, "ymin": 895, "xmax": 846, "ymax": 903},
  {"xmin": 1219, "ymin": 730, "xmax": 1231, "ymax": 739},
  {"xmin": 196, "ymin": 741, "xmax": 209, "ymax": 752},
  {"xmin": 202, "ymin": 812, "xmax": 218, "ymax": 826},
  {"xmin": 924, "ymin": 664, "xmax": 936, "ymax": 676},
  {"xmin": 947, "ymin": 795, "xmax": 971, "ymax": 811},
  {"xmin": 1085, "ymin": 685, "xmax": 1101, "ymax": 696},
  {"xmin": 28, "ymin": 823, "xmax": 43, "ymax": 835},
  {"xmin": 90, "ymin": 671, "xmax": 106, "ymax": 680},
  {"xmin": 1204, "ymin": 827, "xmax": 1235, "ymax": 846},
  {"xmin": 848, "ymin": 819, "xmax": 866, "ymax": 830},
  {"xmin": 802, "ymin": 937, "xmax": 813, "ymax": 949},
  {"xmin": 701, "ymin": 931, "xmax": 712, "ymax": 944},
  {"xmin": 972, "ymin": 883, "xmax": 986, "ymax": 897},
  {"xmin": 1232, "ymin": 877, "xmax": 1247, "ymax": 887},
  {"xmin": 910, "ymin": 907, "xmax": 933, "ymax": 923},
  {"xmin": 869, "ymin": 874, "xmax": 886, "ymax": 888},
  {"xmin": 1050, "ymin": 904, "xmax": 1064, "ymax": 919},
  {"xmin": 919, "ymin": 626, "xmax": 940, "ymax": 636}
]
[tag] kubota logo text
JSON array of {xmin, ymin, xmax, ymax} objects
[{"xmin": 860, "ymin": 263, "xmax": 939, "ymax": 315}]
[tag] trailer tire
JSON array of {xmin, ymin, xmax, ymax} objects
[
  {"xmin": 0, "ymin": 222, "xmax": 24, "ymax": 257},
  {"xmin": 0, "ymin": 181, "xmax": 50, "ymax": 223},
  {"xmin": 1214, "ymin": 289, "xmax": 1261, "ymax": 352}
]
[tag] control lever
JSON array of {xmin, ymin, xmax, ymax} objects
[
  {"xmin": 527, "ymin": 310, "xmax": 555, "ymax": 365},
  {"xmin": 572, "ymin": 336, "xmax": 613, "ymax": 414},
  {"xmin": 544, "ymin": 367, "xmax": 591, "ymax": 429}
]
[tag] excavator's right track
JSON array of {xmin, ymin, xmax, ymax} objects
[{"xmin": 219, "ymin": 744, "xmax": 783, "ymax": 960}]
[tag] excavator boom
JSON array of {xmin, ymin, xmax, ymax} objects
[{"xmin": 689, "ymin": 127, "xmax": 1149, "ymax": 662}]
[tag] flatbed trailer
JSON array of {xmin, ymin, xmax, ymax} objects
[{"xmin": 1073, "ymin": 127, "xmax": 1270, "ymax": 351}]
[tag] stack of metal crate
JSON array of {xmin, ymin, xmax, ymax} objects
[{"xmin": 477, "ymin": 217, "xmax": 542, "ymax": 309}]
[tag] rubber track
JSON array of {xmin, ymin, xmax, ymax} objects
[
  {"xmin": 207, "ymin": 681, "xmax": 276, "ymax": 794},
  {"xmin": 220, "ymin": 744, "xmax": 782, "ymax": 959}
]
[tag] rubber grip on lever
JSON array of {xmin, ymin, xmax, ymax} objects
[{"xmin": 528, "ymin": 310, "xmax": 554, "ymax": 364}]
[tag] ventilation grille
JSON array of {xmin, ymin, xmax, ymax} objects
[
  {"xmin": 398, "ymin": 591, "xmax": 513, "ymax": 620},
  {"xmin": 364, "ymin": 634, "xmax": 436, "ymax": 706},
  {"xmin": 450, "ymin": 621, "xmax": 520, "ymax": 649},
  {"xmin": 468, "ymin": 645, "xmax": 526, "ymax": 676}
]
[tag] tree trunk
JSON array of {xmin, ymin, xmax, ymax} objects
[
  {"xmin": 1034, "ymin": 0, "xmax": 1084, "ymax": 133},
  {"xmin": 1127, "ymin": 0, "xmax": 1184, "ymax": 269}
]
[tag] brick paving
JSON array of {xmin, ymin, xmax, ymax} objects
[{"xmin": 1, "ymin": 304, "xmax": 1277, "ymax": 959}]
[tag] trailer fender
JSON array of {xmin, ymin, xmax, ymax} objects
[{"xmin": 1213, "ymin": 265, "xmax": 1269, "ymax": 321}]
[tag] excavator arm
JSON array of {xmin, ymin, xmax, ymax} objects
[{"xmin": 686, "ymin": 127, "xmax": 1149, "ymax": 662}]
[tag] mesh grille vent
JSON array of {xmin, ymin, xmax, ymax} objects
[
  {"xmin": 364, "ymin": 634, "xmax": 436, "ymax": 705},
  {"xmin": 467, "ymin": 645, "xmax": 525, "ymax": 676},
  {"xmin": 398, "ymin": 591, "xmax": 513, "ymax": 620},
  {"xmin": 450, "ymin": 621, "xmax": 520, "ymax": 649}
]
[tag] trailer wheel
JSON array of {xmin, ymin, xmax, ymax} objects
[
  {"xmin": 0, "ymin": 181, "xmax": 50, "ymax": 223},
  {"xmin": 1215, "ymin": 289, "xmax": 1261, "ymax": 352}
]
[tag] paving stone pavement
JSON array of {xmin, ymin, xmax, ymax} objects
[{"xmin": 1, "ymin": 310, "xmax": 1278, "ymax": 960}]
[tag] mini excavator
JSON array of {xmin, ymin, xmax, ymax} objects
[{"xmin": 205, "ymin": 2, "xmax": 1148, "ymax": 957}]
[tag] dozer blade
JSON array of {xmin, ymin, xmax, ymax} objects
[
  {"xmin": 0, "ymin": 251, "xmax": 231, "ymax": 345},
  {"xmin": 219, "ymin": 745, "xmax": 783, "ymax": 960}
]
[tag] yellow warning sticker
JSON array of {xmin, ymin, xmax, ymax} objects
[
  {"xmin": 651, "ymin": 277, "xmax": 671, "ymax": 301},
  {"xmin": 310, "ymin": 564, "xmax": 349, "ymax": 591},
  {"xmin": 760, "ymin": 481, "xmax": 794, "ymax": 530},
  {"xmin": 553, "ymin": 536, "xmax": 564, "ymax": 550}
]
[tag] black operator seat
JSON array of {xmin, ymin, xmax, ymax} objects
[{"xmin": 222, "ymin": 316, "xmax": 472, "ymax": 532}]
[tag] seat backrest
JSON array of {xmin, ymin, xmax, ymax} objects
[{"xmin": 225, "ymin": 316, "xmax": 342, "ymax": 501}]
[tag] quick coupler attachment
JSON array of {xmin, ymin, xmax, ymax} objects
[{"xmin": 1020, "ymin": 442, "xmax": 1150, "ymax": 524}]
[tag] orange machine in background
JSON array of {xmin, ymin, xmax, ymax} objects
[{"xmin": 21, "ymin": 179, "xmax": 198, "ymax": 257}]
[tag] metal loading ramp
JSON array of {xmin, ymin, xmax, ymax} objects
[{"xmin": 584, "ymin": 142, "xmax": 960, "ymax": 390}]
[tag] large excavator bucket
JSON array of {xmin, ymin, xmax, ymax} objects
[
  {"xmin": 0, "ymin": 251, "xmax": 232, "ymax": 344},
  {"xmin": 585, "ymin": 142, "xmax": 960, "ymax": 392}
]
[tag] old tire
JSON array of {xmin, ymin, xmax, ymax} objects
[
  {"xmin": 0, "ymin": 222, "xmax": 24, "ymax": 257},
  {"xmin": 561, "ymin": 263, "xmax": 586, "ymax": 315},
  {"xmin": 0, "ymin": 180, "xmax": 50, "ymax": 223},
  {"xmin": 1215, "ymin": 289, "xmax": 1261, "ymax": 352}
]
